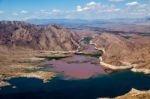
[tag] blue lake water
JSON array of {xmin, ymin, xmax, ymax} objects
[{"xmin": 0, "ymin": 70, "xmax": 150, "ymax": 99}]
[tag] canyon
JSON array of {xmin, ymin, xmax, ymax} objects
[
  {"xmin": 0, "ymin": 21, "xmax": 80, "ymax": 88},
  {"xmin": 0, "ymin": 21, "xmax": 150, "ymax": 99}
]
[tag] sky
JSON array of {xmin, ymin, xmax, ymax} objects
[{"xmin": 0, "ymin": 0, "xmax": 150, "ymax": 20}]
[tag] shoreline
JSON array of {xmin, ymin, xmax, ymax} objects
[
  {"xmin": 100, "ymin": 61, "xmax": 133, "ymax": 70},
  {"xmin": 131, "ymin": 68, "xmax": 150, "ymax": 74},
  {"xmin": 99, "ymin": 60, "xmax": 150, "ymax": 74},
  {"xmin": 90, "ymin": 40, "xmax": 150, "ymax": 74},
  {"xmin": 0, "ymin": 38, "xmax": 149, "ymax": 88},
  {"xmin": 0, "ymin": 71, "xmax": 57, "ymax": 88},
  {"xmin": 98, "ymin": 88, "xmax": 150, "ymax": 99}
]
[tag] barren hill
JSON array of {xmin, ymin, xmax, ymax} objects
[
  {"xmin": 0, "ymin": 21, "xmax": 79, "ymax": 51},
  {"xmin": 92, "ymin": 33, "xmax": 150, "ymax": 73}
]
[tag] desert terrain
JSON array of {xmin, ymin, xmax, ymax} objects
[{"xmin": 0, "ymin": 20, "xmax": 150, "ymax": 99}]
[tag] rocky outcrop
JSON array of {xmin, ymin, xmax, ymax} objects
[
  {"xmin": 92, "ymin": 33, "xmax": 150, "ymax": 73},
  {"xmin": 98, "ymin": 89, "xmax": 150, "ymax": 99},
  {"xmin": 11, "ymin": 71, "xmax": 56, "ymax": 83},
  {"xmin": 0, "ymin": 21, "xmax": 80, "ymax": 51},
  {"xmin": 0, "ymin": 81, "xmax": 10, "ymax": 88},
  {"xmin": 115, "ymin": 89, "xmax": 150, "ymax": 99}
]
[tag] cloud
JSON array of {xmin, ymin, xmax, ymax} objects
[
  {"xmin": 109, "ymin": 0, "xmax": 124, "ymax": 2},
  {"xmin": 76, "ymin": 1, "xmax": 100, "ymax": 12},
  {"xmin": 76, "ymin": 5, "xmax": 90, "ymax": 12},
  {"xmin": 8, "ymin": 1, "xmax": 149, "ymax": 20},
  {"xmin": 12, "ymin": 12, "xmax": 18, "ymax": 16},
  {"xmin": 105, "ymin": 8, "xmax": 120, "ymax": 12},
  {"xmin": 73, "ymin": 1, "xmax": 150, "ymax": 19},
  {"xmin": 51, "ymin": 9, "xmax": 61, "ymax": 13},
  {"xmin": 87, "ymin": 1, "xmax": 97, "ymax": 6},
  {"xmin": 20, "ymin": 10, "xmax": 28, "ymax": 14},
  {"xmin": 126, "ymin": 1, "xmax": 140, "ymax": 6},
  {"xmin": 39, "ymin": 9, "xmax": 61, "ymax": 15},
  {"xmin": 76, "ymin": 1, "xmax": 120, "ymax": 14},
  {"xmin": 76, "ymin": 6, "xmax": 82, "ymax": 12},
  {"xmin": 0, "ymin": 10, "xmax": 4, "ymax": 14},
  {"xmin": 40, "ymin": 10, "xmax": 51, "ymax": 15}
]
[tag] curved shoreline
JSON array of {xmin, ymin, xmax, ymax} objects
[
  {"xmin": 100, "ymin": 61, "xmax": 133, "ymax": 70},
  {"xmin": 98, "ymin": 88, "xmax": 150, "ymax": 99},
  {"xmin": 99, "ymin": 58, "xmax": 150, "ymax": 74},
  {"xmin": 131, "ymin": 68, "xmax": 150, "ymax": 74},
  {"xmin": 90, "ymin": 40, "xmax": 150, "ymax": 74}
]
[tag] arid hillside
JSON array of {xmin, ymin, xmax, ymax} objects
[
  {"xmin": 0, "ymin": 21, "xmax": 80, "ymax": 51},
  {"xmin": 92, "ymin": 33, "xmax": 150, "ymax": 73}
]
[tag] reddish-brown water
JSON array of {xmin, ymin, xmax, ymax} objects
[
  {"xmin": 83, "ymin": 45, "xmax": 96, "ymax": 52},
  {"xmin": 41, "ymin": 55, "xmax": 111, "ymax": 79},
  {"xmin": 41, "ymin": 40, "xmax": 111, "ymax": 79}
]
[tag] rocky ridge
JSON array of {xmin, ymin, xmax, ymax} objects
[
  {"xmin": 0, "ymin": 21, "xmax": 80, "ymax": 51},
  {"xmin": 91, "ymin": 33, "xmax": 150, "ymax": 74}
]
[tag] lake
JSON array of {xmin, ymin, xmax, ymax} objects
[{"xmin": 0, "ymin": 70, "xmax": 150, "ymax": 99}]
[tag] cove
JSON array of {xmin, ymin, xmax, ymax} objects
[{"xmin": 0, "ymin": 70, "xmax": 150, "ymax": 99}]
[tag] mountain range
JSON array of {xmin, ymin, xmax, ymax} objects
[{"xmin": 0, "ymin": 21, "xmax": 79, "ymax": 51}]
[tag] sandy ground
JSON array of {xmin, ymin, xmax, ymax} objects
[{"xmin": 0, "ymin": 49, "xmax": 59, "ymax": 87}]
